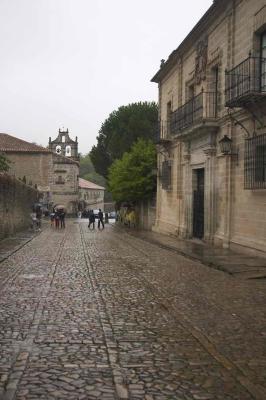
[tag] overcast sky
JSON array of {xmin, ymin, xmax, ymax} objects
[{"xmin": 0, "ymin": 0, "xmax": 212, "ymax": 154}]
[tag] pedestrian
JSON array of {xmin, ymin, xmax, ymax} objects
[
  {"xmin": 59, "ymin": 210, "xmax": 65, "ymax": 229},
  {"xmin": 30, "ymin": 210, "xmax": 38, "ymax": 231},
  {"xmin": 36, "ymin": 207, "xmax": 42, "ymax": 231},
  {"xmin": 55, "ymin": 211, "xmax": 60, "ymax": 229},
  {"xmin": 88, "ymin": 209, "xmax": 95, "ymax": 230},
  {"xmin": 50, "ymin": 212, "xmax": 55, "ymax": 227},
  {"xmin": 98, "ymin": 209, "xmax": 104, "ymax": 229}
]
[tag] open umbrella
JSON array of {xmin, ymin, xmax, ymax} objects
[{"xmin": 55, "ymin": 205, "xmax": 65, "ymax": 210}]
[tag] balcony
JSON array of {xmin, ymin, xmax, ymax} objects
[
  {"xmin": 154, "ymin": 120, "xmax": 172, "ymax": 145},
  {"xmin": 170, "ymin": 91, "xmax": 218, "ymax": 136},
  {"xmin": 225, "ymin": 56, "xmax": 266, "ymax": 107}
]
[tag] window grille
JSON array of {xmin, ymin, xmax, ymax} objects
[
  {"xmin": 56, "ymin": 175, "xmax": 65, "ymax": 185},
  {"xmin": 161, "ymin": 160, "xmax": 172, "ymax": 191},
  {"xmin": 244, "ymin": 133, "xmax": 266, "ymax": 189}
]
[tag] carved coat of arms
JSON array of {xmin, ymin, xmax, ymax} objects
[{"xmin": 195, "ymin": 38, "xmax": 208, "ymax": 85}]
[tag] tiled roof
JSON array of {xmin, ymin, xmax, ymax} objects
[
  {"xmin": 0, "ymin": 133, "xmax": 51, "ymax": 153},
  {"xmin": 79, "ymin": 177, "xmax": 105, "ymax": 190}
]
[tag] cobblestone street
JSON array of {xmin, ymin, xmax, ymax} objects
[{"xmin": 0, "ymin": 220, "xmax": 265, "ymax": 400}]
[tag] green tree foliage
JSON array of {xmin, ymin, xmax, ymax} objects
[
  {"xmin": 108, "ymin": 139, "xmax": 156, "ymax": 203},
  {"xmin": 79, "ymin": 153, "xmax": 96, "ymax": 177},
  {"xmin": 90, "ymin": 102, "xmax": 158, "ymax": 178},
  {"xmin": 0, "ymin": 153, "xmax": 11, "ymax": 172}
]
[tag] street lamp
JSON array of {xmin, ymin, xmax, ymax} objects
[
  {"xmin": 219, "ymin": 135, "xmax": 232, "ymax": 155},
  {"xmin": 219, "ymin": 135, "xmax": 239, "ymax": 164}
]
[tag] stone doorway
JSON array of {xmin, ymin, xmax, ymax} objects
[{"xmin": 193, "ymin": 168, "xmax": 205, "ymax": 239}]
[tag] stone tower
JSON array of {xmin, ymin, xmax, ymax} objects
[{"xmin": 49, "ymin": 128, "xmax": 79, "ymax": 161}]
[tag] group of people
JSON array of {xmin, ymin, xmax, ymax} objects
[
  {"xmin": 31, "ymin": 206, "xmax": 108, "ymax": 232},
  {"xmin": 50, "ymin": 208, "xmax": 66, "ymax": 229},
  {"xmin": 88, "ymin": 209, "xmax": 104, "ymax": 230}
]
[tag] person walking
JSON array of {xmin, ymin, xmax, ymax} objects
[
  {"xmin": 30, "ymin": 210, "xmax": 38, "ymax": 231},
  {"xmin": 59, "ymin": 210, "xmax": 65, "ymax": 229},
  {"xmin": 50, "ymin": 212, "xmax": 55, "ymax": 227},
  {"xmin": 88, "ymin": 210, "xmax": 95, "ymax": 230},
  {"xmin": 98, "ymin": 209, "xmax": 104, "ymax": 229},
  {"xmin": 55, "ymin": 210, "xmax": 60, "ymax": 229},
  {"xmin": 36, "ymin": 207, "xmax": 42, "ymax": 231}
]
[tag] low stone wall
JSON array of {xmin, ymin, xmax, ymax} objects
[{"xmin": 0, "ymin": 173, "xmax": 38, "ymax": 239}]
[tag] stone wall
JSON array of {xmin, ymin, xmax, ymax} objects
[
  {"xmin": 0, "ymin": 173, "xmax": 38, "ymax": 239},
  {"xmin": 6, "ymin": 152, "xmax": 53, "ymax": 189},
  {"xmin": 137, "ymin": 199, "xmax": 156, "ymax": 231}
]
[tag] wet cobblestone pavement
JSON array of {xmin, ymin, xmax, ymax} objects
[{"xmin": 0, "ymin": 220, "xmax": 265, "ymax": 399}]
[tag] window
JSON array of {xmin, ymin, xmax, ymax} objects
[
  {"xmin": 188, "ymin": 84, "xmax": 194, "ymax": 100},
  {"xmin": 62, "ymin": 135, "xmax": 65, "ymax": 143},
  {"xmin": 210, "ymin": 66, "xmax": 219, "ymax": 116},
  {"xmin": 55, "ymin": 145, "xmax": 61, "ymax": 154},
  {"xmin": 245, "ymin": 133, "xmax": 266, "ymax": 189},
  {"xmin": 261, "ymin": 32, "xmax": 266, "ymax": 92},
  {"xmin": 167, "ymin": 101, "xmax": 172, "ymax": 136},
  {"xmin": 65, "ymin": 145, "xmax": 71, "ymax": 157},
  {"xmin": 56, "ymin": 175, "xmax": 65, "ymax": 184},
  {"xmin": 161, "ymin": 160, "xmax": 172, "ymax": 191}
]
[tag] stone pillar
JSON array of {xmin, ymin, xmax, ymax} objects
[
  {"xmin": 222, "ymin": 154, "xmax": 232, "ymax": 248},
  {"xmin": 181, "ymin": 151, "xmax": 192, "ymax": 238},
  {"xmin": 154, "ymin": 153, "xmax": 162, "ymax": 229},
  {"xmin": 203, "ymin": 147, "xmax": 217, "ymax": 242}
]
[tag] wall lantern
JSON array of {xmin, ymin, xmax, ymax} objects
[
  {"xmin": 219, "ymin": 135, "xmax": 239, "ymax": 164},
  {"xmin": 219, "ymin": 135, "xmax": 232, "ymax": 155}
]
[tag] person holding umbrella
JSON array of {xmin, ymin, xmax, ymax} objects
[{"xmin": 59, "ymin": 208, "xmax": 65, "ymax": 229}]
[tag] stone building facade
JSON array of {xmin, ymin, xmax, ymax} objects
[
  {"xmin": 78, "ymin": 178, "xmax": 105, "ymax": 211},
  {"xmin": 49, "ymin": 129, "xmax": 80, "ymax": 214},
  {"xmin": 0, "ymin": 133, "xmax": 53, "ymax": 208},
  {"xmin": 152, "ymin": 0, "xmax": 266, "ymax": 255},
  {"xmin": 51, "ymin": 153, "xmax": 79, "ymax": 214},
  {"xmin": 49, "ymin": 128, "xmax": 79, "ymax": 161},
  {"xmin": 0, "ymin": 133, "xmax": 80, "ymax": 215}
]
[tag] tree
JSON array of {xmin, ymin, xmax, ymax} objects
[
  {"xmin": 90, "ymin": 102, "xmax": 158, "ymax": 178},
  {"xmin": 80, "ymin": 153, "xmax": 96, "ymax": 177},
  {"xmin": 108, "ymin": 139, "xmax": 156, "ymax": 203},
  {"xmin": 0, "ymin": 153, "xmax": 10, "ymax": 172}
]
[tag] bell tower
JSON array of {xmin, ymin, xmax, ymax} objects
[{"xmin": 49, "ymin": 128, "xmax": 79, "ymax": 161}]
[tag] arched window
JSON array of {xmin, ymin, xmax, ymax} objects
[
  {"xmin": 65, "ymin": 146, "xmax": 71, "ymax": 157},
  {"xmin": 56, "ymin": 145, "xmax": 61, "ymax": 154}
]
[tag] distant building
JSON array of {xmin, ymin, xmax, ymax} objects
[
  {"xmin": 48, "ymin": 128, "xmax": 80, "ymax": 214},
  {"xmin": 49, "ymin": 128, "xmax": 79, "ymax": 161},
  {"xmin": 152, "ymin": 0, "xmax": 266, "ymax": 255},
  {"xmin": 0, "ymin": 133, "xmax": 53, "ymax": 208},
  {"xmin": 78, "ymin": 178, "xmax": 105, "ymax": 211},
  {"xmin": 0, "ymin": 132, "xmax": 79, "ymax": 214},
  {"xmin": 51, "ymin": 153, "xmax": 79, "ymax": 215}
]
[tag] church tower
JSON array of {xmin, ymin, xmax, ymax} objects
[{"xmin": 49, "ymin": 128, "xmax": 79, "ymax": 161}]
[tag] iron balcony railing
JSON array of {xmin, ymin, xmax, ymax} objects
[
  {"xmin": 225, "ymin": 56, "xmax": 266, "ymax": 107},
  {"xmin": 155, "ymin": 120, "xmax": 171, "ymax": 143},
  {"xmin": 170, "ymin": 91, "xmax": 218, "ymax": 135}
]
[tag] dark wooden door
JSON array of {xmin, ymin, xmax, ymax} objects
[{"xmin": 193, "ymin": 169, "xmax": 204, "ymax": 239}]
